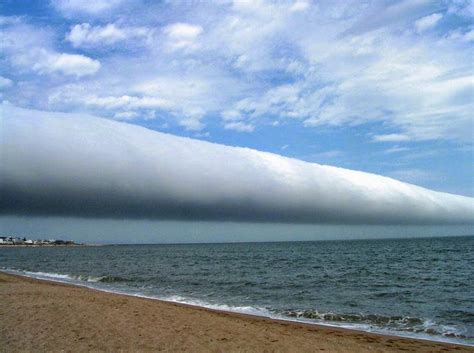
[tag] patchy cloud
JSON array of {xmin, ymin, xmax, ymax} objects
[
  {"xmin": 66, "ymin": 23, "xmax": 152, "ymax": 47},
  {"xmin": 1, "ymin": 20, "xmax": 100, "ymax": 77},
  {"xmin": 2, "ymin": 2, "xmax": 472, "ymax": 140},
  {"xmin": 415, "ymin": 13, "xmax": 443, "ymax": 32},
  {"xmin": 0, "ymin": 76, "xmax": 13, "ymax": 89},
  {"xmin": 51, "ymin": 0, "xmax": 125, "ymax": 16},
  {"xmin": 1, "ymin": 105, "xmax": 473, "ymax": 225},
  {"xmin": 224, "ymin": 121, "xmax": 255, "ymax": 133},
  {"xmin": 34, "ymin": 52, "xmax": 100, "ymax": 77},
  {"xmin": 163, "ymin": 22, "xmax": 203, "ymax": 52},
  {"xmin": 373, "ymin": 134, "xmax": 411, "ymax": 142}
]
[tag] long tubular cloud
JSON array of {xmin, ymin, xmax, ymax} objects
[{"xmin": 1, "ymin": 105, "xmax": 473, "ymax": 225}]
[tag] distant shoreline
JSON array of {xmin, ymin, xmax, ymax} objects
[{"xmin": 0, "ymin": 244, "xmax": 101, "ymax": 248}]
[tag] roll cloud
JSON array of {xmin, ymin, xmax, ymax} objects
[{"xmin": 1, "ymin": 104, "xmax": 473, "ymax": 225}]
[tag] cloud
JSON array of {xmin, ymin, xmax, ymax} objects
[
  {"xmin": 163, "ymin": 23, "xmax": 203, "ymax": 51},
  {"xmin": 179, "ymin": 114, "xmax": 205, "ymax": 131},
  {"xmin": 113, "ymin": 111, "xmax": 139, "ymax": 120},
  {"xmin": 447, "ymin": 28, "xmax": 474, "ymax": 42},
  {"xmin": 34, "ymin": 52, "xmax": 101, "ymax": 77},
  {"xmin": 373, "ymin": 134, "xmax": 411, "ymax": 142},
  {"xmin": 0, "ymin": 16, "xmax": 22, "ymax": 25},
  {"xmin": 224, "ymin": 121, "xmax": 255, "ymax": 133},
  {"xmin": 1, "ymin": 104, "xmax": 473, "ymax": 225},
  {"xmin": 164, "ymin": 23, "xmax": 203, "ymax": 39},
  {"xmin": 290, "ymin": 0, "xmax": 310, "ymax": 12},
  {"xmin": 3, "ymin": 2, "xmax": 473, "ymax": 139},
  {"xmin": 0, "ymin": 76, "xmax": 13, "ymax": 89},
  {"xmin": 46, "ymin": 71, "xmax": 237, "ymax": 130},
  {"xmin": 66, "ymin": 23, "xmax": 152, "ymax": 47},
  {"xmin": 51, "ymin": 0, "xmax": 125, "ymax": 16},
  {"xmin": 1, "ymin": 21, "xmax": 100, "ymax": 78},
  {"xmin": 84, "ymin": 94, "xmax": 171, "ymax": 110},
  {"xmin": 415, "ymin": 13, "xmax": 443, "ymax": 32}
]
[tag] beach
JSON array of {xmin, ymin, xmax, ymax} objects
[{"xmin": 0, "ymin": 272, "xmax": 471, "ymax": 353}]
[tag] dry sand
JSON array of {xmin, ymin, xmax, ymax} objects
[{"xmin": 0, "ymin": 272, "xmax": 472, "ymax": 353}]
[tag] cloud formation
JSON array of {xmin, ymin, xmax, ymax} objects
[
  {"xmin": 52, "ymin": 0, "xmax": 125, "ymax": 16},
  {"xmin": 415, "ymin": 13, "xmax": 443, "ymax": 32},
  {"xmin": 66, "ymin": 23, "xmax": 152, "ymax": 47},
  {"xmin": 1, "ymin": 104, "xmax": 473, "ymax": 225},
  {"xmin": 2, "ymin": 1, "xmax": 472, "ymax": 140},
  {"xmin": 0, "ymin": 21, "xmax": 100, "ymax": 77},
  {"xmin": 34, "ymin": 52, "xmax": 101, "ymax": 77}
]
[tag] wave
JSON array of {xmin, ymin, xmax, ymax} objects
[
  {"xmin": 74, "ymin": 274, "xmax": 130, "ymax": 283},
  {"xmin": 155, "ymin": 294, "xmax": 272, "ymax": 318},
  {"xmin": 285, "ymin": 310, "xmax": 423, "ymax": 325},
  {"xmin": 3, "ymin": 269, "xmax": 130, "ymax": 284},
  {"xmin": 284, "ymin": 310, "xmax": 471, "ymax": 340}
]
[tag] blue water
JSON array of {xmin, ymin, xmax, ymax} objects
[{"xmin": 1, "ymin": 236, "xmax": 473, "ymax": 345}]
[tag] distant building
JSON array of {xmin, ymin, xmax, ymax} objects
[{"xmin": 0, "ymin": 235, "xmax": 77, "ymax": 246}]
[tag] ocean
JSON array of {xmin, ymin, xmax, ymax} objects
[{"xmin": 1, "ymin": 235, "xmax": 473, "ymax": 346}]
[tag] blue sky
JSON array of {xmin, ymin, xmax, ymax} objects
[{"xmin": 0, "ymin": 0, "xmax": 473, "ymax": 200}]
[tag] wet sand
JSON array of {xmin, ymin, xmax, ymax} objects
[{"xmin": 0, "ymin": 272, "xmax": 472, "ymax": 352}]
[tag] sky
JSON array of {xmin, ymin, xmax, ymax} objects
[{"xmin": 0, "ymin": 0, "xmax": 473, "ymax": 243}]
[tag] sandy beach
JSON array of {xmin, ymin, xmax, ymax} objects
[{"xmin": 0, "ymin": 272, "xmax": 472, "ymax": 352}]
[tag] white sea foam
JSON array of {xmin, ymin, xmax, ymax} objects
[{"xmin": 20, "ymin": 270, "xmax": 73, "ymax": 281}]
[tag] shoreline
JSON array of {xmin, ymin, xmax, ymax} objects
[
  {"xmin": 1, "ymin": 271, "xmax": 472, "ymax": 352},
  {"xmin": 3, "ymin": 268, "xmax": 471, "ymax": 347},
  {"xmin": 0, "ymin": 244, "xmax": 100, "ymax": 248}
]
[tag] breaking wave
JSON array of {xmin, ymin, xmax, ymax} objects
[
  {"xmin": 284, "ymin": 310, "xmax": 471, "ymax": 340},
  {"xmin": 3, "ymin": 269, "xmax": 131, "ymax": 284}
]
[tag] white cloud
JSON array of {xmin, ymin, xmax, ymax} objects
[
  {"xmin": 113, "ymin": 111, "xmax": 139, "ymax": 120},
  {"xmin": 163, "ymin": 23, "xmax": 203, "ymax": 51},
  {"xmin": 373, "ymin": 134, "xmax": 411, "ymax": 142},
  {"xmin": 290, "ymin": 0, "xmax": 310, "ymax": 12},
  {"xmin": 0, "ymin": 76, "xmax": 13, "ymax": 89},
  {"xmin": 34, "ymin": 52, "xmax": 101, "ymax": 77},
  {"xmin": 462, "ymin": 29, "xmax": 474, "ymax": 41},
  {"xmin": 2, "ymin": 104, "xmax": 473, "ymax": 224},
  {"xmin": 179, "ymin": 116, "xmax": 204, "ymax": 131},
  {"xmin": 224, "ymin": 121, "xmax": 255, "ymax": 132},
  {"xmin": 66, "ymin": 23, "xmax": 152, "ymax": 47},
  {"xmin": 447, "ymin": 28, "xmax": 474, "ymax": 42},
  {"xmin": 1, "ymin": 21, "xmax": 100, "ymax": 78},
  {"xmin": 3, "ymin": 2, "xmax": 472, "ymax": 142},
  {"xmin": 85, "ymin": 95, "xmax": 171, "ymax": 110},
  {"xmin": 51, "ymin": 0, "xmax": 125, "ymax": 16},
  {"xmin": 0, "ymin": 16, "xmax": 22, "ymax": 25},
  {"xmin": 164, "ymin": 22, "xmax": 203, "ymax": 39},
  {"xmin": 221, "ymin": 110, "xmax": 242, "ymax": 121},
  {"xmin": 415, "ymin": 13, "xmax": 443, "ymax": 32}
]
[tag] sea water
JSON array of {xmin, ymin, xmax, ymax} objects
[{"xmin": 1, "ymin": 236, "xmax": 473, "ymax": 345}]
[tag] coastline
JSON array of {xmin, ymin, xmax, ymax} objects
[
  {"xmin": 0, "ymin": 272, "xmax": 472, "ymax": 352},
  {"xmin": 0, "ymin": 244, "xmax": 100, "ymax": 248}
]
